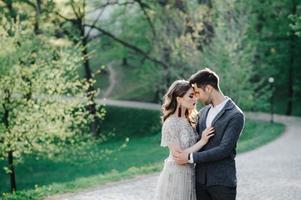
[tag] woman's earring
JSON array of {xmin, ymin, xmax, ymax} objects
[{"xmin": 178, "ymin": 105, "xmax": 182, "ymax": 117}]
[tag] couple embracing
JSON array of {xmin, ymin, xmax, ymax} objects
[{"xmin": 154, "ymin": 68, "xmax": 245, "ymax": 200}]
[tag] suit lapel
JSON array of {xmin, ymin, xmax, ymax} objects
[
  {"xmin": 211, "ymin": 99, "xmax": 234, "ymax": 126},
  {"xmin": 211, "ymin": 108, "xmax": 226, "ymax": 126}
]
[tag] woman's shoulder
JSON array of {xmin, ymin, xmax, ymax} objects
[{"xmin": 162, "ymin": 115, "xmax": 178, "ymax": 130}]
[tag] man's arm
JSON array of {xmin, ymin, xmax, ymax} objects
[{"xmin": 192, "ymin": 113, "xmax": 245, "ymax": 163}]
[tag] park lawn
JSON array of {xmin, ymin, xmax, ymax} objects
[
  {"xmin": 104, "ymin": 64, "xmax": 156, "ymax": 101},
  {"xmin": 0, "ymin": 106, "xmax": 284, "ymax": 200},
  {"xmin": 237, "ymin": 119, "xmax": 284, "ymax": 153}
]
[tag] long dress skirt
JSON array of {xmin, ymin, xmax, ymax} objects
[{"xmin": 154, "ymin": 156, "xmax": 196, "ymax": 200}]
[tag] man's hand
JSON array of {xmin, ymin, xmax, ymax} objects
[{"xmin": 172, "ymin": 149, "xmax": 189, "ymax": 165}]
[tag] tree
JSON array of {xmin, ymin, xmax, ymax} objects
[
  {"xmin": 98, "ymin": 1, "xmax": 212, "ymax": 101},
  {"xmin": 289, "ymin": 2, "xmax": 301, "ymax": 115},
  {"xmin": 0, "ymin": 18, "xmax": 97, "ymax": 192},
  {"xmin": 53, "ymin": 0, "xmax": 103, "ymax": 136},
  {"xmin": 199, "ymin": 0, "xmax": 266, "ymax": 110},
  {"xmin": 0, "ymin": 0, "xmax": 56, "ymax": 34},
  {"xmin": 248, "ymin": 0, "xmax": 301, "ymax": 115},
  {"xmin": 54, "ymin": 0, "xmax": 174, "ymax": 131}
]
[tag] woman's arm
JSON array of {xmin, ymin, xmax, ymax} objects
[
  {"xmin": 184, "ymin": 139, "xmax": 206, "ymax": 154},
  {"xmin": 167, "ymin": 143, "xmax": 182, "ymax": 156},
  {"xmin": 169, "ymin": 127, "xmax": 215, "ymax": 154},
  {"xmin": 184, "ymin": 126, "xmax": 214, "ymax": 153}
]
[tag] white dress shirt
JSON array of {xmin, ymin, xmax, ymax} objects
[
  {"xmin": 188, "ymin": 97, "xmax": 229, "ymax": 163},
  {"xmin": 206, "ymin": 98, "xmax": 229, "ymax": 128}
]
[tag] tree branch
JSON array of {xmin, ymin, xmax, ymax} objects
[
  {"xmin": 70, "ymin": 0, "xmax": 81, "ymax": 19},
  {"xmin": 55, "ymin": 11, "xmax": 74, "ymax": 22},
  {"xmin": 87, "ymin": 33, "xmax": 104, "ymax": 42},
  {"xmin": 85, "ymin": 3, "xmax": 106, "ymax": 39},
  {"xmin": 87, "ymin": 0, "xmax": 136, "ymax": 13},
  {"xmin": 133, "ymin": 0, "xmax": 156, "ymax": 37},
  {"xmin": 20, "ymin": 0, "xmax": 36, "ymax": 9},
  {"xmin": 84, "ymin": 24, "xmax": 168, "ymax": 68}
]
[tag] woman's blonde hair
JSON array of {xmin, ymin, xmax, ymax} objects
[{"xmin": 161, "ymin": 80, "xmax": 197, "ymax": 126}]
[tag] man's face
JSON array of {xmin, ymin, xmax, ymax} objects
[{"xmin": 192, "ymin": 84, "xmax": 212, "ymax": 105}]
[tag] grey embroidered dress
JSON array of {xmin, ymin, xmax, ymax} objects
[{"xmin": 154, "ymin": 114, "xmax": 198, "ymax": 200}]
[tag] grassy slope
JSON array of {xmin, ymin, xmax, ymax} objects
[{"xmin": 79, "ymin": 38, "xmax": 157, "ymax": 101}]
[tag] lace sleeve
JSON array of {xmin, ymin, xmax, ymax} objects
[{"xmin": 160, "ymin": 119, "xmax": 179, "ymax": 147}]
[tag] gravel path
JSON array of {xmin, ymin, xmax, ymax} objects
[
  {"xmin": 45, "ymin": 113, "xmax": 301, "ymax": 200},
  {"xmin": 102, "ymin": 63, "xmax": 117, "ymax": 99},
  {"xmin": 95, "ymin": 98, "xmax": 160, "ymax": 110}
]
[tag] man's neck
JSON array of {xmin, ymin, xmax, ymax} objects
[{"xmin": 211, "ymin": 92, "xmax": 226, "ymax": 107}]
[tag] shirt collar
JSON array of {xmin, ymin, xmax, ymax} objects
[{"xmin": 210, "ymin": 97, "xmax": 229, "ymax": 110}]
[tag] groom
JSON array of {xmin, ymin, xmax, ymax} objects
[{"xmin": 173, "ymin": 68, "xmax": 245, "ymax": 200}]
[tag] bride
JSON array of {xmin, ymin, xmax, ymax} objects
[{"xmin": 154, "ymin": 80, "xmax": 214, "ymax": 200}]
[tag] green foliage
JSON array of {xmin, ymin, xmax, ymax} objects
[
  {"xmin": 148, "ymin": 1, "xmax": 208, "ymax": 95},
  {"xmin": 247, "ymin": 0, "xmax": 301, "ymax": 115},
  {"xmin": 290, "ymin": 13, "xmax": 301, "ymax": 37},
  {"xmin": 199, "ymin": 1, "xmax": 269, "ymax": 111},
  {"xmin": 0, "ymin": 18, "xmax": 98, "ymax": 166}
]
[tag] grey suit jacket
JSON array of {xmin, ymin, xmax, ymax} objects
[{"xmin": 193, "ymin": 99, "xmax": 245, "ymax": 187}]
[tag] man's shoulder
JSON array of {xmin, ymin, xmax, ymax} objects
[
  {"xmin": 228, "ymin": 99, "xmax": 244, "ymax": 115},
  {"xmin": 227, "ymin": 103, "xmax": 245, "ymax": 125}
]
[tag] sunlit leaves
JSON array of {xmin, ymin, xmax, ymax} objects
[{"xmin": 0, "ymin": 19, "xmax": 97, "ymax": 165}]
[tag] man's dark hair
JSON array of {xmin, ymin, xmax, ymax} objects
[{"xmin": 188, "ymin": 68, "xmax": 220, "ymax": 91}]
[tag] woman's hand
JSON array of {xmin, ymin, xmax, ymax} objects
[
  {"xmin": 182, "ymin": 127, "xmax": 215, "ymax": 155},
  {"xmin": 200, "ymin": 126, "xmax": 215, "ymax": 144}
]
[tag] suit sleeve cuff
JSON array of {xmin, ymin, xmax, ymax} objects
[{"xmin": 188, "ymin": 153, "xmax": 194, "ymax": 163}]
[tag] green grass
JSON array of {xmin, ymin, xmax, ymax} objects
[
  {"xmin": 0, "ymin": 106, "xmax": 284, "ymax": 200},
  {"xmin": 101, "ymin": 106, "xmax": 161, "ymax": 139},
  {"xmin": 237, "ymin": 120, "xmax": 284, "ymax": 153},
  {"xmin": 101, "ymin": 63, "xmax": 158, "ymax": 102},
  {"xmin": 78, "ymin": 57, "xmax": 157, "ymax": 101}
]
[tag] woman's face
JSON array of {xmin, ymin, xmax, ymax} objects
[{"xmin": 178, "ymin": 88, "xmax": 196, "ymax": 109}]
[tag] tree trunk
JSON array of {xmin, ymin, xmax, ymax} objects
[
  {"xmin": 286, "ymin": 64, "xmax": 293, "ymax": 115},
  {"xmin": 81, "ymin": 36, "xmax": 93, "ymax": 81},
  {"xmin": 34, "ymin": 0, "xmax": 42, "ymax": 34},
  {"xmin": 3, "ymin": 90, "xmax": 17, "ymax": 192},
  {"xmin": 80, "ymin": 20, "xmax": 99, "ymax": 136},
  {"xmin": 156, "ymin": 3, "xmax": 180, "ymax": 98},
  {"xmin": 286, "ymin": 1, "xmax": 297, "ymax": 115},
  {"xmin": 59, "ymin": 0, "xmax": 100, "ymax": 136},
  {"xmin": 8, "ymin": 151, "xmax": 17, "ymax": 192},
  {"xmin": 162, "ymin": 47, "xmax": 171, "ymax": 88}
]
